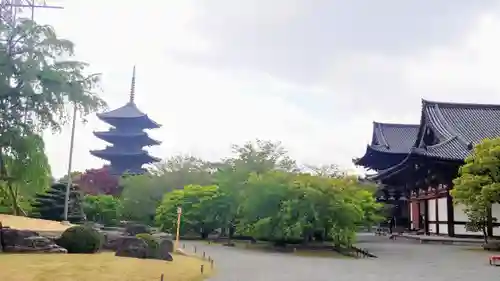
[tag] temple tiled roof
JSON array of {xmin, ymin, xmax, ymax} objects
[
  {"xmin": 354, "ymin": 122, "xmax": 419, "ymax": 170},
  {"xmin": 370, "ymin": 122, "xmax": 420, "ymax": 154},
  {"xmin": 369, "ymin": 99, "xmax": 500, "ymax": 181},
  {"xmin": 412, "ymin": 99, "xmax": 500, "ymax": 160}
]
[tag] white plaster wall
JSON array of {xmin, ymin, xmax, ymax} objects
[
  {"xmin": 428, "ymin": 199, "xmax": 436, "ymax": 221},
  {"xmin": 454, "ymin": 203, "xmax": 468, "ymax": 222},
  {"xmin": 439, "ymin": 224, "xmax": 448, "ymax": 234},
  {"xmin": 437, "ymin": 197, "xmax": 447, "ymax": 221},
  {"xmin": 492, "ymin": 203, "xmax": 500, "ymax": 222},
  {"xmin": 454, "ymin": 225, "xmax": 482, "ymax": 236},
  {"xmin": 493, "ymin": 203, "xmax": 500, "ymax": 236},
  {"xmin": 494, "ymin": 226, "xmax": 500, "ymax": 236},
  {"xmin": 428, "ymin": 223, "xmax": 436, "ymax": 233}
]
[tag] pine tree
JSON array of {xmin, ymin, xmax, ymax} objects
[{"xmin": 31, "ymin": 183, "xmax": 86, "ymax": 223}]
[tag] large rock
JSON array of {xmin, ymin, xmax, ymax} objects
[
  {"xmin": 1, "ymin": 227, "xmax": 67, "ymax": 253},
  {"xmin": 101, "ymin": 231, "xmax": 127, "ymax": 251},
  {"xmin": 157, "ymin": 239, "xmax": 174, "ymax": 261},
  {"xmin": 115, "ymin": 237, "xmax": 149, "ymax": 259}
]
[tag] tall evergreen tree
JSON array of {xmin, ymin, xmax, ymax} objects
[{"xmin": 31, "ymin": 183, "xmax": 85, "ymax": 223}]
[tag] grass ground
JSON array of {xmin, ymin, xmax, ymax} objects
[
  {"xmin": 0, "ymin": 252, "xmax": 214, "ymax": 281},
  {"xmin": 0, "ymin": 216, "xmax": 213, "ymax": 280},
  {"xmin": 0, "ymin": 214, "xmax": 73, "ymax": 232}
]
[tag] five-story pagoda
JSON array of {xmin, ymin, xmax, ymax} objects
[{"xmin": 90, "ymin": 67, "xmax": 161, "ymax": 175}]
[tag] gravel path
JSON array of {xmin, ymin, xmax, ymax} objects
[{"xmin": 183, "ymin": 237, "xmax": 499, "ymax": 281}]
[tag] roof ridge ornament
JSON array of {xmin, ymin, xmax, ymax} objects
[{"xmin": 130, "ymin": 65, "xmax": 136, "ymax": 103}]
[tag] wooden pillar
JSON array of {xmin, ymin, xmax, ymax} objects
[
  {"xmin": 423, "ymin": 198, "xmax": 429, "ymax": 235},
  {"xmin": 435, "ymin": 194, "xmax": 439, "ymax": 234},
  {"xmin": 447, "ymin": 192, "xmax": 454, "ymax": 237}
]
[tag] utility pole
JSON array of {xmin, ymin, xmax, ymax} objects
[
  {"xmin": 0, "ymin": 0, "xmax": 63, "ymax": 24},
  {"xmin": 63, "ymin": 103, "xmax": 77, "ymax": 223}
]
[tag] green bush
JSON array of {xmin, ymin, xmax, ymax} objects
[
  {"xmin": 83, "ymin": 195, "xmax": 122, "ymax": 226},
  {"xmin": 57, "ymin": 225, "xmax": 103, "ymax": 253},
  {"xmin": 136, "ymin": 233, "xmax": 159, "ymax": 257}
]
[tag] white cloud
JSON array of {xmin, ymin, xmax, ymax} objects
[{"xmin": 31, "ymin": 1, "xmax": 500, "ymax": 178}]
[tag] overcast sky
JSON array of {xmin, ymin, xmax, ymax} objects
[{"xmin": 32, "ymin": 0, "xmax": 500, "ymax": 177}]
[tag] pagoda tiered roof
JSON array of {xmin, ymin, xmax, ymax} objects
[
  {"xmin": 366, "ymin": 99, "xmax": 500, "ymax": 181},
  {"xmin": 89, "ymin": 66, "xmax": 161, "ymax": 175},
  {"xmin": 93, "ymin": 130, "xmax": 161, "ymax": 146},
  {"xmin": 97, "ymin": 102, "xmax": 160, "ymax": 129},
  {"xmin": 90, "ymin": 147, "xmax": 161, "ymax": 163}
]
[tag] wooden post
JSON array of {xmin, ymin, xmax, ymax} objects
[
  {"xmin": 200, "ymin": 264, "xmax": 204, "ymax": 274},
  {"xmin": 175, "ymin": 207, "xmax": 182, "ymax": 250},
  {"xmin": 0, "ymin": 221, "xmax": 3, "ymax": 252},
  {"xmin": 211, "ymin": 259, "xmax": 214, "ymax": 269}
]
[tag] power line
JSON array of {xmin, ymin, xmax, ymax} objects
[{"xmin": 0, "ymin": 0, "xmax": 63, "ymax": 24}]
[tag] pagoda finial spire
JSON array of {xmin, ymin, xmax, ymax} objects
[{"xmin": 129, "ymin": 65, "xmax": 136, "ymax": 103}]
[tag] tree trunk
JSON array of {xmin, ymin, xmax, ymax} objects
[
  {"xmin": 6, "ymin": 182, "xmax": 22, "ymax": 216},
  {"xmin": 483, "ymin": 227, "xmax": 489, "ymax": 244}
]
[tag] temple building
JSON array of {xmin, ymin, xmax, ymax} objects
[
  {"xmin": 355, "ymin": 99, "xmax": 500, "ymax": 237},
  {"xmin": 353, "ymin": 122, "xmax": 419, "ymax": 228},
  {"xmin": 90, "ymin": 67, "xmax": 161, "ymax": 175}
]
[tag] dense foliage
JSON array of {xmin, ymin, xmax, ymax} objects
[
  {"xmin": 57, "ymin": 225, "xmax": 103, "ymax": 253},
  {"xmin": 452, "ymin": 138, "xmax": 500, "ymax": 242},
  {"xmin": 77, "ymin": 167, "xmax": 121, "ymax": 196},
  {"xmin": 155, "ymin": 185, "xmax": 225, "ymax": 238},
  {"xmin": 152, "ymin": 140, "xmax": 383, "ymax": 247},
  {"xmin": 83, "ymin": 194, "xmax": 122, "ymax": 225},
  {"xmin": 31, "ymin": 183, "xmax": 85, "ymax": 223},
  {"xmin": 0, "ymin": 18, "xmax": 106, "ymax": 215}
]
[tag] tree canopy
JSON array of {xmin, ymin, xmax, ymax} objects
[
  {"xmin": 0, "ymin": 19, "xmax": 106, "ymax": 215},
  {"xmin": 452, "ymin": 137, "xmax": 500, "ymax": 242}
]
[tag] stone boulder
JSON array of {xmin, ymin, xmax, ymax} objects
[
  {"xmin": 157, "ymin": 239, "xmax": 174, "ymax": 261},
  {"xmin": 1, "ymin": 227, "xmax": 67, "ymax": 253},
  {"xmin": 115, "ymin": 237, "xmax": 149, "ymax": 259},
  {"xmin": 101, "ymin": 231, "xmax": 127, "ymax": 251}
]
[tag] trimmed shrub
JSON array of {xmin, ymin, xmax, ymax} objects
[
  {"xmin": 125, "ymin": 223, "xmax": 150, "ymax": 236},
  {"xmin": 136, "ymin": 233, "xmax": 159, "ymax": 258},
  {"xmin": 57, "ymin": 225, "xmax": 103, "ymax": 253}
]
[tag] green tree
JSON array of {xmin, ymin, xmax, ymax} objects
[
  {"xmin": 120, "ymin": 174, "xmax": 161, "ymax": 224},
  {"xmin": 452, "ymin": 138, "xmax": 500, "ymax": 243},
  {"xmin": 238, "ymin": 172, "xmax": 382, "ymax": 247},
  {"xmin": 155, "ymin": 185, "xmax": 225, "ymax": 238},
  {"xmin": 0, "ymin": 19, "xmax": 106, "ymax": 215},
  {"xmin": 83, "ymin": 194, "xmax": 122, "ymax": 225},
  {"xmin": 213, "ymin": 139, "xmax": 299, "ymax": 244},
  {"xmin": 0, "ymin": 134, "xmax": 51, "ymax": 215},
  {"xmin": 120, "ymin": 155, "xmax": 217, "ymax": 224}
]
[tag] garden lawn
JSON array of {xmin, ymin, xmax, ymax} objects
[
  {"xmin": 0, "ymin": 214, "xmax": 73, "ymax": 232},
  {"xmin": 0, "ymin": 252, "xmax": 213, "ymax": 281}
]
